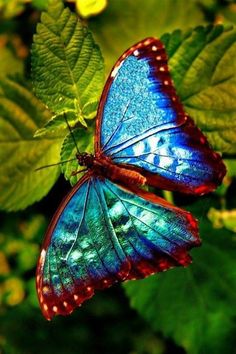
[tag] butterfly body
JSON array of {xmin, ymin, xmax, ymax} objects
[
  {"xmin": 76, "ymin": 152, "xmax": 146, "ymax": 186},
  {"xmin": 36, "ymin": 37, "xmax": 226, "ymax": 320}
]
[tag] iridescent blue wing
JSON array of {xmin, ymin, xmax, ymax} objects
[
  {"xmin": 95, "ymin": 38, "xmax": 226, "ymax": 194},
  {"xmin": 37, "ymin": 175, "xmax": 200, "ymax": 320}
]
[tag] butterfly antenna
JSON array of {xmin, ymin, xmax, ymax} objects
[
  {"xmin": 63, "ymin": 112, "xmax": 80, "ymax": 154},
  {"xmin": 35, "ymin": 158, "xmax": 77, "ymax": 171}
]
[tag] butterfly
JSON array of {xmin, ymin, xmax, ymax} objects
[{"xmin": 36, "ymin": 37, "xmax": 226, "ymax": 320}]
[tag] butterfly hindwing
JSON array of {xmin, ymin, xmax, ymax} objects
[
  {"xmin": 101, "ymin": 178, "xmax": 200, "ymax": 279},
  {"xmin": 96, "ymin": 38, "xmax": 226, "ymax": 194},
  {"xmin": 37, "ymin": 175, "xmax": 200, "ymax": 319},
  {"xmin": 36, "ymin": 174, "xmax": 130, "ymax": 320}
]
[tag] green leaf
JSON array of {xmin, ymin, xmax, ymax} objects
[
  {"xmin": 224, "ymin": 158, "xmax": 236, "ymax": 177},
  {"xmin": 161, "ymin": 25, "xmax": 236, "ymax": 154},
  {"xmin": 0, "ymin": 46, "xmax": 24, "ymax": 77},
  {"xmin": 34, "ymin": 102, "xmax": 99, "ymax": 138},
  {"xmin": 34, "ymin": 111, "xmax": 78, "ymax": 138},
  {"xmin": 0, "ymin": 77, "xmax": 62, "ymax": 211},
  {"xmin": 31, "ymin": 0, "xmax": 104, "ymax": 128},
  {"xmin": 60, "ymin": 124, "xmax": 94, "ymax": 185},
  {"xmin": 124, "ymin": 200, "xmax": 236, "ymax": 354},
  {"xmin": 90, "ymin": 0, "xmax": 206, "ymax": 72}
]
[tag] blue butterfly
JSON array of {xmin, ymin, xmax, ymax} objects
[{"xmin": 36, "ymin": 38, "xmax": 226, "ymax": 320}]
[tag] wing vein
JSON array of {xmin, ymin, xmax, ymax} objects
[
  {"xmin": 102, "ymin": 100, "xmax": 132, "ymax": 150},
  {"xmin": 105, "ymin": 181, "xmax": 179, "ymax": 261},
  {"xmin": 65, "ymin": 180, "xmax": 91, "ymax": 261}
]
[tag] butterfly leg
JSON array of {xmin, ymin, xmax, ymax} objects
[{"xmin": 71, "ymin": 168, "xmax": 88, "ymax": 176}]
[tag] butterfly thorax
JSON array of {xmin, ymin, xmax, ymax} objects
[
  {"xmin": 76, "ymin": 152, "xmax": 146, "ymax": 186},
  {"xmin": 76, "ymin": 152, "xmax": 94, "ymax": 168}
]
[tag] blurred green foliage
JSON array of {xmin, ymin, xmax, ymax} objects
[
  {"xmin": 125, "ymin": 198, "xmax": 236, "ymax": 354},
  {"xmin": 0, "ymin": 0, "xmax": 236, "ymax": 353}
]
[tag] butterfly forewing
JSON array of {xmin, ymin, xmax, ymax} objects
[
  {"xmin": 36, "ymin": 175, "xmax": 200, "ymax": 319},
  {"xmin": 95, "ymin": 37, "xmax": 226, "ymax": 194}
]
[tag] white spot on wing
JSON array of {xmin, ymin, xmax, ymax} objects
[
  {"xmin": 144, "ymin": 39, "xmax": 152, "ymax": 45},
  {"xmin": 133, "ymin": 141, "xmax": 146, "ymax": 156},
  {"xmin": 42, "ymin": 286, "xmax": 50, "ymax": 294},
  {"xmin": 111, "ymin": 61, "xmax": 123, "ymax": 78},
  {"xmin": 39, "ymin": 249, "xmax": 46, "ymax": 267},
  {"xmin": 147, "ymin": 135, "xmax": 159, "ymax": 150},
  {"xmin": 159, "ymin": 156, "xmax": 173, "ymax": 168},
  {"xmin": 43, "ymin": 303, "xmax": 48, "ymax": 311},
  {"xmin": 146, "ymin": 154, "xmax": 155, "ymax": 165}
]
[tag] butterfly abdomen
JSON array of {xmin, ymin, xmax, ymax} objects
[
  {"xmin": 94, "ymin": 155, "xmax": 146, "ymax": 186},
  {"xmin": 108, "ymin": 164, "xmax": 147, "ymax": 186}
]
